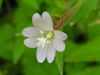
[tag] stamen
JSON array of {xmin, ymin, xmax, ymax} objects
[{"xmin": 37, "ymin": 31, "xmax": 54, "ymax": 48}]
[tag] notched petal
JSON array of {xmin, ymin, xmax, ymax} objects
[
  {"xmin": 47, "ymin": 45, "xmax": 56, "ymax": 63},
  {"xmin": 42, "ymin": 11, "xmax": 53, "ymax": 30},
  {"xmin": 32, "ymin": 13, "xmax": 43, "ymax": 27},
  {"xmin": 54, "ymin": 30, "xmax": 68, "ymax": 41},
  {"xmin": 53, "ymin": 39, "xmax": 65, "ymax": 52},
  {"xmin": 22, "ymin": 26, "xmax": 40, "ymax": 37},
  {"xmin": 22, "ymin": 27, "xmax": 34, "ymax": 37},
  {"xmin": 24, "ymin": 38, "xmax": 37, "ymax": 48},
  {"xmin": 36, "ymin": 45, "xmax": 48, "ymax": 63}
]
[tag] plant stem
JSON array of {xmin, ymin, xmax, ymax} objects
[{"xmin": 54, "ymin": 0, "xmax": 82, "ymax": 30}]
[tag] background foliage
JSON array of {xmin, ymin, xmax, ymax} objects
[{"xmin": 0, "ymin": 0, "xmax": 100, "ymax": 75}]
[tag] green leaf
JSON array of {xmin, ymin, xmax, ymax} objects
[
  {"xmin": 13, "ymin": 36, "xmax": 25, "ymax": 64},
  {"xmin": 64, "ymin": 40, "xmax": 80, "ymax": 59},
  {"xmin": 13, "ymin": 7, "xmax": 30, "ymax": 64},
  {"xmin": 22, "ymin": 49, "xmax": 59, "ymax": 75},
  {"xmin": 0, "ymin": 0, "xmax": 3, "ymax": 10},
  {"xmin": 13, "ymin": 7, "xmax": 31, "ymax": 32},
  {"xmin": 65, "ymin": 63, "xmax": 100, "ymax": 75},
  {"xmin": 69, "ymin": 0, "xmax": 98, "ymax": 23},
  {"xmin": 0, "ymin": 70, "xmax": 3, "ymax": 75},
  {"xmin": 56, "ymin": 52, "xmax": 63, "ymax": 75},
  {"xmin": 46, "ymin": 0, "xmax": 67, "ymax": 17},
  {"xmin": 88, "ymin": 24, "xmax": 100, "ymax": 40},
  {"xmin": 69, "ymin": 66, "xmax": 100, "ymax": 75},
  {"xmin": 0, "ymin": 24, "xmax": 14, "ymax": 60},
  {"xmin": 65, "ymin": 62, "xmax": 87, "ymax": 75},
  {"xmin": 21, "ymin": 0, "xmax": 40, "ymax": 10},
  {"xmin": 65, "ymin": 36, "xmax": 100, "ymax": 62}
]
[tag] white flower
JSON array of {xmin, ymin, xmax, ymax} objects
[{"xmin": 22, "ymin": 11, "xmax": 68, "ymax": 63}]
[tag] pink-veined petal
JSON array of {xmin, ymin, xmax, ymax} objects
[
  {"xmin": 53, "ymin": 39, "xmax": 65, "ymax": 52},
  {"xmin": 22, "ymin": 27, "xmax": 39, "ymax": 37},
  {"xmin": 24, "ymin": 37, "xmax": 37, "ymax": 48},
  {"xmin": 42, "ymin": 12, "xmax": 53, "ymax": 30},
  {"xmin": 36, "ymin": 45, "xmax": 48, "ymax": 63},
  {"xmin": 47, "ymin": 44, "xmax": 56, "ymax": 63},
  {"xmin": 54, "ymin": 30, "xmax": 68, "ymax": 41},
  {"xmin": 32, "ymin": 13, "xmax": 44, "ymax": 29}
]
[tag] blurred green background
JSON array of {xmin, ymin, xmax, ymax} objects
[{"xmin": 0, "ymin": 0, "xmax": 100, "ymax": 75}]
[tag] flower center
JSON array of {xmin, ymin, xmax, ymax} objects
[{"xmin": 37, "ymin": 31, "xmax": 54, "ymax": 48}]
